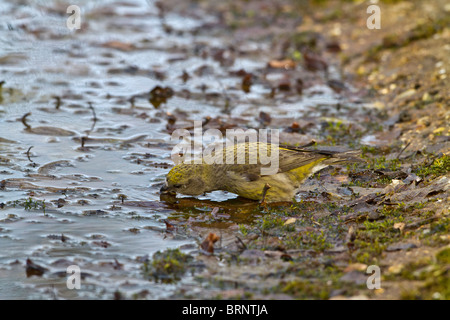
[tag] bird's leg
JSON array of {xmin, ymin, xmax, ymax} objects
[{"xmin": 259, "ymin": 183, "xmax": 271, "ymax": 207}]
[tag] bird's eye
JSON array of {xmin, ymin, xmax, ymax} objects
[{"xmin": 173, "ymin": 184, "xmax": 182, "ymax": 188}]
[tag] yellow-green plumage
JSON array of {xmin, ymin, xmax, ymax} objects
[{"xmin": 161, "ymin": 142, "xmax": 361, "ymax": 202}]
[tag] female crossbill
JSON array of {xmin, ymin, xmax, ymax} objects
[{"xmin": 160, "ymin": 142, "xmax": 361, "ymax": 202}]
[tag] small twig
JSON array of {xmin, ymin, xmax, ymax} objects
[
  {"xmin": 53, "ymin": 96, "xmax": 61, "ymax": 110},
  {"xmin": 128, "ymin": 96, "xmax": 135, "ymax": 108},
  {"xmin": 235, "ymin": 236, "xmax": 247, "ymax": 250},
  {"xmin": 26, "ymin": 146, "xmax": 33, "ymax": 162},
  {"xmin": 88, "ymin": 102, "xmax": 97, "ymax": 134},
  {"xmin": 21, "ymin": 112, "xmax": 32, "ymax": 130},
  {"xmin": 396, "ymin": 141, "xmax": 411, "ymax": 159}
]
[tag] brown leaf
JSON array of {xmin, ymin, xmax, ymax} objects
[
  {"xmin": 344, "ymin": 263, "xmax": 368, "ymax": 273},
  {"xmin": 259, "ymin": 111, "xmax": 271, "ymax": 126},
  {"xmin": 278, "ymin": 81, "xmax": 291, "ymax": 91},
  {"xmin": 304, "ymin": 52, "xmax": 328, "ymax": 72},
  {"xmin": 200, "ymin": 232, "xmax": 220, "ymax": 254},
  {"xmin": 284, "ymin": 218, "xmax": 297, "ymax": 225},
  {"xmin": 26, "ymin": 258, "xmax": 48, "ymax": 277},
  {"xmin": 327, "ymin": 79, "xmax": 347, "ymax": 93},
  {"xmin": 393, "ymin": 222, "xmax": 405, "ymax": 233},
  {"xmin": 102, "ymin": 41, "xmax": 136, "ymax": 52},
  {"xmin": 326, "ymin": 41, "xmax": 342, "ymax": 53},
  {"xmin": 113, "ymin": 258, "xmax": 124, "ymax": 270},
  {"xmin": 241, "ymin": 73, "xmax": 252, "ymax": 93},
  {"xmin": 268, "ymin": 59, "xmax": 296, "ymax": 69},
  {"xmin": 295, "ymin": 79, "xmax": 304, "ymax": 95},
  {"xmin": 149, "ymin": 86, "xmax": 174, "ymax": 108},
  {"xmin": 345, "ymin": 226, "xmax": 356, "ymax": 249},
  {"xmin": 164, "ymin": 220, "xmax": 176, "ymax": 232},
  {"xmin": 92, "ymin": 241, "xmax": 111, "ymax": 248},
  {"xmin": 283, "ymin": 122, "xmax": 303, "ymax": 133},
  {"xmin": 180, "ymin": 70, "xmax": 190, "ymax": 83}
]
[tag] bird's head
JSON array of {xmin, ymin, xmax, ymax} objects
[{"xmin": 160, "ymin": 164, "xmax": 208, "ymax": 196}]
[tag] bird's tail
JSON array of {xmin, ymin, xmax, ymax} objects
[
  {"xmin": 322, "ymin": 150, "xmax": 364, "ymax": 165},
  {"xmin": 280, "ymin": 144, "xmax": 364, "ymax": 165}
]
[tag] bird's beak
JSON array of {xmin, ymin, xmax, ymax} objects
[
  {"xmin": 160, "ymin": 184, "xmax": 169, "ymax": 193},
  {"xmin": 160, "ymin": 181, "xmax": 175, "ymax": 195}
]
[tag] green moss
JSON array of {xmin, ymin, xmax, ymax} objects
[
  {"xmin": 361, "ymin": 145, "xmax": 379, "ymax": 156},
  {"xmin": 365, "ymin": 15, "xmax": 450, "ymax": 63},
  {"xmin": 260, "ymin": 216, "xmax": 285, "ymax": 230},
  {"xmin": 422, "ymin": 273, "xmax": 450, "ymax": 300},
  {"xmin": 421, "ymin": 217, "xmax": 450, "ymax": 246},
  {"xmin": 435, "ymin": 247, "xmax": 450, "ymax": 264},
  {"xmin": 281, "ymin": 279, "xmax": 330, "ymax": 299},
  {"xmin": 291, "ymin": 31, "xmax": 319, "ymax": 51},
  {"xmin": 239, "ymin": 224, "xmax": 249, "ymax": 236},
  {"xmin": 415, "ymin": 154, "xmax": 450, "ymax": 178},
  {"xmin": 393, "ymin": 249, "xmax": 450, "ymax": 300},
  {"xmin": 366, "ymin": 156, "xmax": 401, "ymax": 171},
  {"xmin": 142, "ymin": 248, "xmax": 193, "ymax": 283}
]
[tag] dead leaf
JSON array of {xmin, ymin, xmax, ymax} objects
[
  {"xmin": 278, "ymin": 80, "xmax": 291, "ymax": 91},
  {"xmin": 113, "ymin": 258, "xmax": 124, "ymax": 270},
  {"xmin": 267, "ymin": 59, "xmax": 296, "ymax": 69},
  {"xmin": 345, "ymin": 226, "xmax": 356, "ymax": 249},
  {"xmin": 327, "ymin": 79, "xmax": 347, "ymax": 93},
  {"xmin": 200, "ymin": 232, "xmax": 220, "ymax": 254},
  {"xmin": 283, "ymin": 122, "xmax": 303, "ymax": 133},
  {"xmin": 102, "ymin": 41, "xmax": 136, "ymax": 52},
  {"xmin": 92, "ymin": 241, "xmax": 111, "ymax": 248},
  {"xmin": 149, "ymin": 86, "xmax": 174, "ymax": 108},
  {"xmin": 241, "ymin": 73, "xmax": 252, "ymax": 93},
  {"xmin": 393, "ymin": 222, "xmax": 405, "ymax": 233},
  {"xmin": 180, "ymin": 70, "xmax": 190, "ymax": 83},
  {"xmin": 303, "ymin": 52, "xmax": 328, "ymax": 72},
  {"xmin": 386, "ymin": 176, "xmax": 449, "ymax": 204},
  {"xmin": 326, "ymin": 41, "xmax": 341, "ymax": 52},
  {"xmin": 387, "ymin": 264, "xmax": 404, "ymax": 275},
  {"xmin": 344, "ymin": 263, "xmax": 368, "ymax": 272},
  {"xmin": 284, "ymin": 218, "xmax": 297, "ymax": 225},
  {"xmin": 259, "ymin": 111, "xmax": 271, "ymax": 126},
  {"xmin": 26, "ymin": 258, "xmax": 48, "ymax": 277},
  {"xmin": 295, "ymin": 79, "xmax": 304, "ymax": 94},
  {"xmin": 164, "ymin": 220, "xmax": 176, "ymax": 232},
  {"xmin": 386, "ymin": 243, "xmax": 418, "ymax": 252}
]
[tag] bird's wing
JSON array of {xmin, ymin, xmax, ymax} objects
[
  {"xmin": 224, "ymin": 147, "xmax": 329, "ymax": 181},
  {"xmin": 273, "ymin": 148, "xmax": 329, "ymax": 173}
]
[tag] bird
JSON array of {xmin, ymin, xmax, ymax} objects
[{"xmin": 160, "ymin": 142, "xmax": 362, "ymax": 203}]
